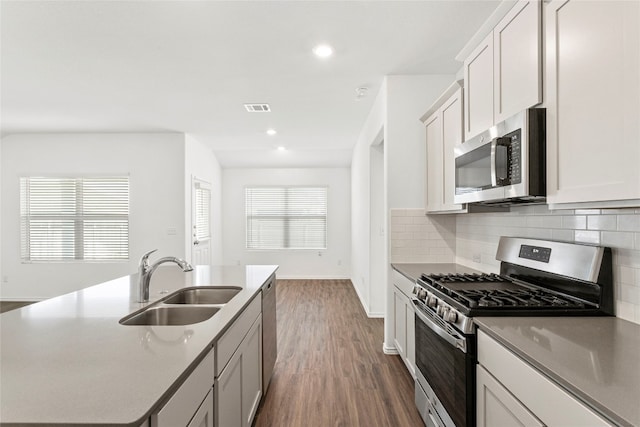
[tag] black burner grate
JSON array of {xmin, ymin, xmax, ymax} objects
[{"xmin": 420, "ymin": 273, "xmax": 586, "ymax": 310}]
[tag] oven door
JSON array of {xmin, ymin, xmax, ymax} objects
[{"xmin": 413, "ymin": 300, "xmax": 475, "ymax": 427}]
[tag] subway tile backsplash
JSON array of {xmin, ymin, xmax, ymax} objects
[
  {"xmin": 390, "ymin": 206, "xmax": 640, "ymax": 325},
  {"xmin": 390, "ymin": 209, "xmax": 455, "ymax": 264}
]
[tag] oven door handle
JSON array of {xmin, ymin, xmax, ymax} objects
[{"xmin": 413, "ymin": 300, "xmax": 467, "ymax": 353}]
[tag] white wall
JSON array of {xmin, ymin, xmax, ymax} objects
[
  {"xmin": 385, "ymin": 75, "xmax": 454, "ymax": 209},
  {"xmin": 351, "ymin": 75, "xmax": 455, "ymax": 348},
  {"xmin": 184, "ymin": 135, "xmax": 223, "ymax": 265},
  {"xmin": 222, "ymin": 168, "xmax": 350, "ymax": 278},
  {"xmin": 0, "ymin": 133, "xmax": 186, "ymax": 300},
  {"xmin": 351, "ymin": 81, "xmax": 386, "ymax": 316}
]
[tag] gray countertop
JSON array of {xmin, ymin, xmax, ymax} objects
[
  {"xmin": 0, "ymin": 264, "xmax": 278, "ymax": 426},
  {"xmin": 475, "ymin": 317, "xmax": 640, "ymax": 427},
  {"xmin": 392, "ymin": 262, "xmax": 481, "ymax": 282}
]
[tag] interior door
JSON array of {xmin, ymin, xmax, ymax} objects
[{"xmin": 192, "ymin": 177, "xmax": 212, "ymax": 266}]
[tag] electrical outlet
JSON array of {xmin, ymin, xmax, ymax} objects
[{"xmin": 472, "ymin": 253, "xmax": 481, "ymax": 263}]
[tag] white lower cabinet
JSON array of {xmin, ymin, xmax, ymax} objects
[
  {"xmin": 392, "ymin": 270, "xmax": 415, "ymax": 378},
  {"xmin": 215, "ymin": 296, "xmax": 263, "ymax": 427},
  {"xmin": 477, "ymin": 365, "xmax": 543, "ymax": 427},
  {"xmin": 188, "ymin": 389, "xmax": 214, "ymax": 427},
  {"xmin": 477, "ymin": 330, "xmax": 612, "ymax": 427},
  {"xmin": 217, "ymin": 346, "xmax": 242, "ymax": 427},
  {"xmin": 241, "ymin": 315, "xmax": 262, "ymax": 426},
  {"xmin": 152, "ymin": 347, "xmax": 215, "ymax": 427},
  {"xmin": 216, "ymin": 316, "xmax": 262, "ymax": 427},
  {"xmin": 142, "ymin": 289, "xmax": 268, "ymax": 427}
]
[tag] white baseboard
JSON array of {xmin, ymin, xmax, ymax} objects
[{"xmin": 383, "ymin": 343, "xmax": 399, "ymax": 355}]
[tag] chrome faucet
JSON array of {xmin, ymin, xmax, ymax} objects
[{"xmin": 138, "ymin": 249, "xmax": 193, "ymax": 302}]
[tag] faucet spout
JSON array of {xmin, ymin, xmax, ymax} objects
[{"xmin": 138, "ymin": 250, "xmax": 193, "ymax": 302}]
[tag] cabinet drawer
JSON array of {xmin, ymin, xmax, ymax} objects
[
  {"xmin": 216, "ymin": 294, "xmax": 261, "ymax": 376},
  {"xmin": 477, "ymin": 330, "xmax": 611, "ymax": 426},
  {"xmin": 392, "ymin": 270, "xmax": 415, "ymax": 297},
  {"xmin": 152, "ymin": 346, "xmax": 215, "ymax": 427}
]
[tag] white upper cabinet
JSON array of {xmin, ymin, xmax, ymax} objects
[
  {"xmin": 494, "ymin": 0, "xmax": 542, "ymax": 123},
  {"xmin": 545, "ymin": 0, "xmax": 640, "ymax": 207},
  {"xmin": 464, "ymin": 33, "xmax": 494, "ymax": 140},
  {"xmin": 441, "ymin": 89, "xmax": 465, "ymax": 210},
  {"xmin": 422, "ymin": 82, "xmax": 466, "ymax": 213},
  {"xmin": 464, "ymin": 0, "xmax": 542, "ymax": 140}
]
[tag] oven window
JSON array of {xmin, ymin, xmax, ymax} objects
[
  {"xmin": 455, "ymin": 144, "xmax": 493, "ymax": 194},
  {"xmin": 415, "ymin": 312, "xmax": 475, "ymax": 427}
]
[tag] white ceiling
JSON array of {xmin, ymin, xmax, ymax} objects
[{"xmin": 1, "ymin": 0, "xmax": 500, "ymax": 168}]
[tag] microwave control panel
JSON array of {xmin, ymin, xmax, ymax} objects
[{"xmin": 506, "ymin": 129, "xmax": 521, "ymax": 184}]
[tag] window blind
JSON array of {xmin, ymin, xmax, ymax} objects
[
  {"xmin": 245, "ymin": 186, "xmax": 327, "ymax": 250},
  {"xmin": 194, "ymin": 183, "xmax": 211, "ymax": 241},
  {"xmin": 20, "ymin": 176, "xmax": 129, "ymax": 261}
]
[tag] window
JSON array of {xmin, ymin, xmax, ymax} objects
[
  {"xmin": 245, "ymin": 186, "xmax": 327, "ymax": 249},
  {"xmin": 194, "ymin": 181, "xmax": 211, "ymax": 242},
  {"xmin": 20, "ymin": 176, "xmax": 130, "ymax": 261}
]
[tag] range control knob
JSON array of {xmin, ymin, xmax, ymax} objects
[
  {"xmin": 437, "ymin": 305, "xmax": 447, "ymax": 317},
  {"xmin": 445, "ymin": 310, "xmax": 458, "ymax": 323},
  {"xmin": 416, "ymin": 289, "xmax": 427, "ymax": 301},
  {"xmin": 427, "ymin": 295, "xmax": 438, "ymax": 308}
]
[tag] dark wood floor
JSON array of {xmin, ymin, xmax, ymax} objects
[
  {"xmin": 0, "ymin": 301, "xmax": 34, "ymax": 314},
  {"xmin": 254, "ymin": 279, "xmax": 424, "ymax": 427}
]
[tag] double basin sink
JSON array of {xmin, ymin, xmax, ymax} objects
[{"xmin": 120, "ymin": 287, "xmax": 242, "ymax": 326}]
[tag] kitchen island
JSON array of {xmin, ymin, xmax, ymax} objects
[{"xmin": 0, "ymin": 264, "xmax": 277, "ymax": 426}]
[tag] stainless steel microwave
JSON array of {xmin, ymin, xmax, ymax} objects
[{"xmin": 454, "ymin": 108, "xmax": 546, "ymax": 205}]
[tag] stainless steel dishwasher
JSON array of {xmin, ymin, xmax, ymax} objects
[{"xmin": 262, "ymin": 274, "xmax": 277, "ymax": 394}]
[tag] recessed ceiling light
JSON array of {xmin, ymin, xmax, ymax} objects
[
  {"xmin": 277, "ymin": 146, "xmax": 286, "ymax": 151},
  {"xmin": 313, "ymin": 44, "xmax": 334, "ymax": 58},
  {"xmin": 266, "ymin": 129, "xmax": 277, "ymax": 136}
]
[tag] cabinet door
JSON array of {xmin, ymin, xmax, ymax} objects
[
  {"xmin": 153, "ymin": 348, "xmax": 215, "ymax": 427},
  {"xmin": 464, "ymin": 33, "xmax": 494, "ymax": 140},
  {"xmin": 216, "ymin": 349, "xmax": 242, "ymax": 427},
  {"xmin": 188, "ymin": 388, "xmax": 214, "ymax": 427},
  {"xmin": 241, "ymin": 316, "xmax": 262, "ymax": 427},
  {"xmin": 478, "ymin": 330, "xmax": 612, "ymax": 426},
  {"xmin": 405, "ymin": 296, "xmax": 416, "ymax": 378},
  {"xmin": 440, "ymin": 88, "xmax": 465, "ymax": 212},
  {"xmin": 494, "ymin": 0, "xmax": 542, "ymax": 123},
  {"xmin": 425, "ymin": 110, "xmax": 443, "ymax": 212},
  {"xmin": 477, "ymin": 365, "xmax": 543, "ymax": 427},
  {"xmin": 393, "ymin": 287, "xmax": 407, "ymax": 359},
  {"xmin": 546, "ymin": 0, "xmax": 640, "ymax": 205}
]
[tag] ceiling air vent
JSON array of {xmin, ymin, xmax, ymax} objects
[{"xmin": 244, "ymin": 104, "xmax": 271, "ymax": 113}]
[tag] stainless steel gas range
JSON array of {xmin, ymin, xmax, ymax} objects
[{"xmin": 412, "ymin": 237, "xmax": 614, "ymax": 427}]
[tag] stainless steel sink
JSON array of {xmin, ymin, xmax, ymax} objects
[
  {"xmin": 162, "ymin": 287, "xmax": 242, "ymax": 305},
  {"xmin": 120, "ymin": 306, "xmax": 220, "ymax": 326}
]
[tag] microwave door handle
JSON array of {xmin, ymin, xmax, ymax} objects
[{"xmin": 490, "ymin": 139, "xmax": 498, "ymax": 187}]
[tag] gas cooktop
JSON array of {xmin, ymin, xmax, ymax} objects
[{"xmin": 412, "ymin": 238, "xmax": 614, "ymax": 334}]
